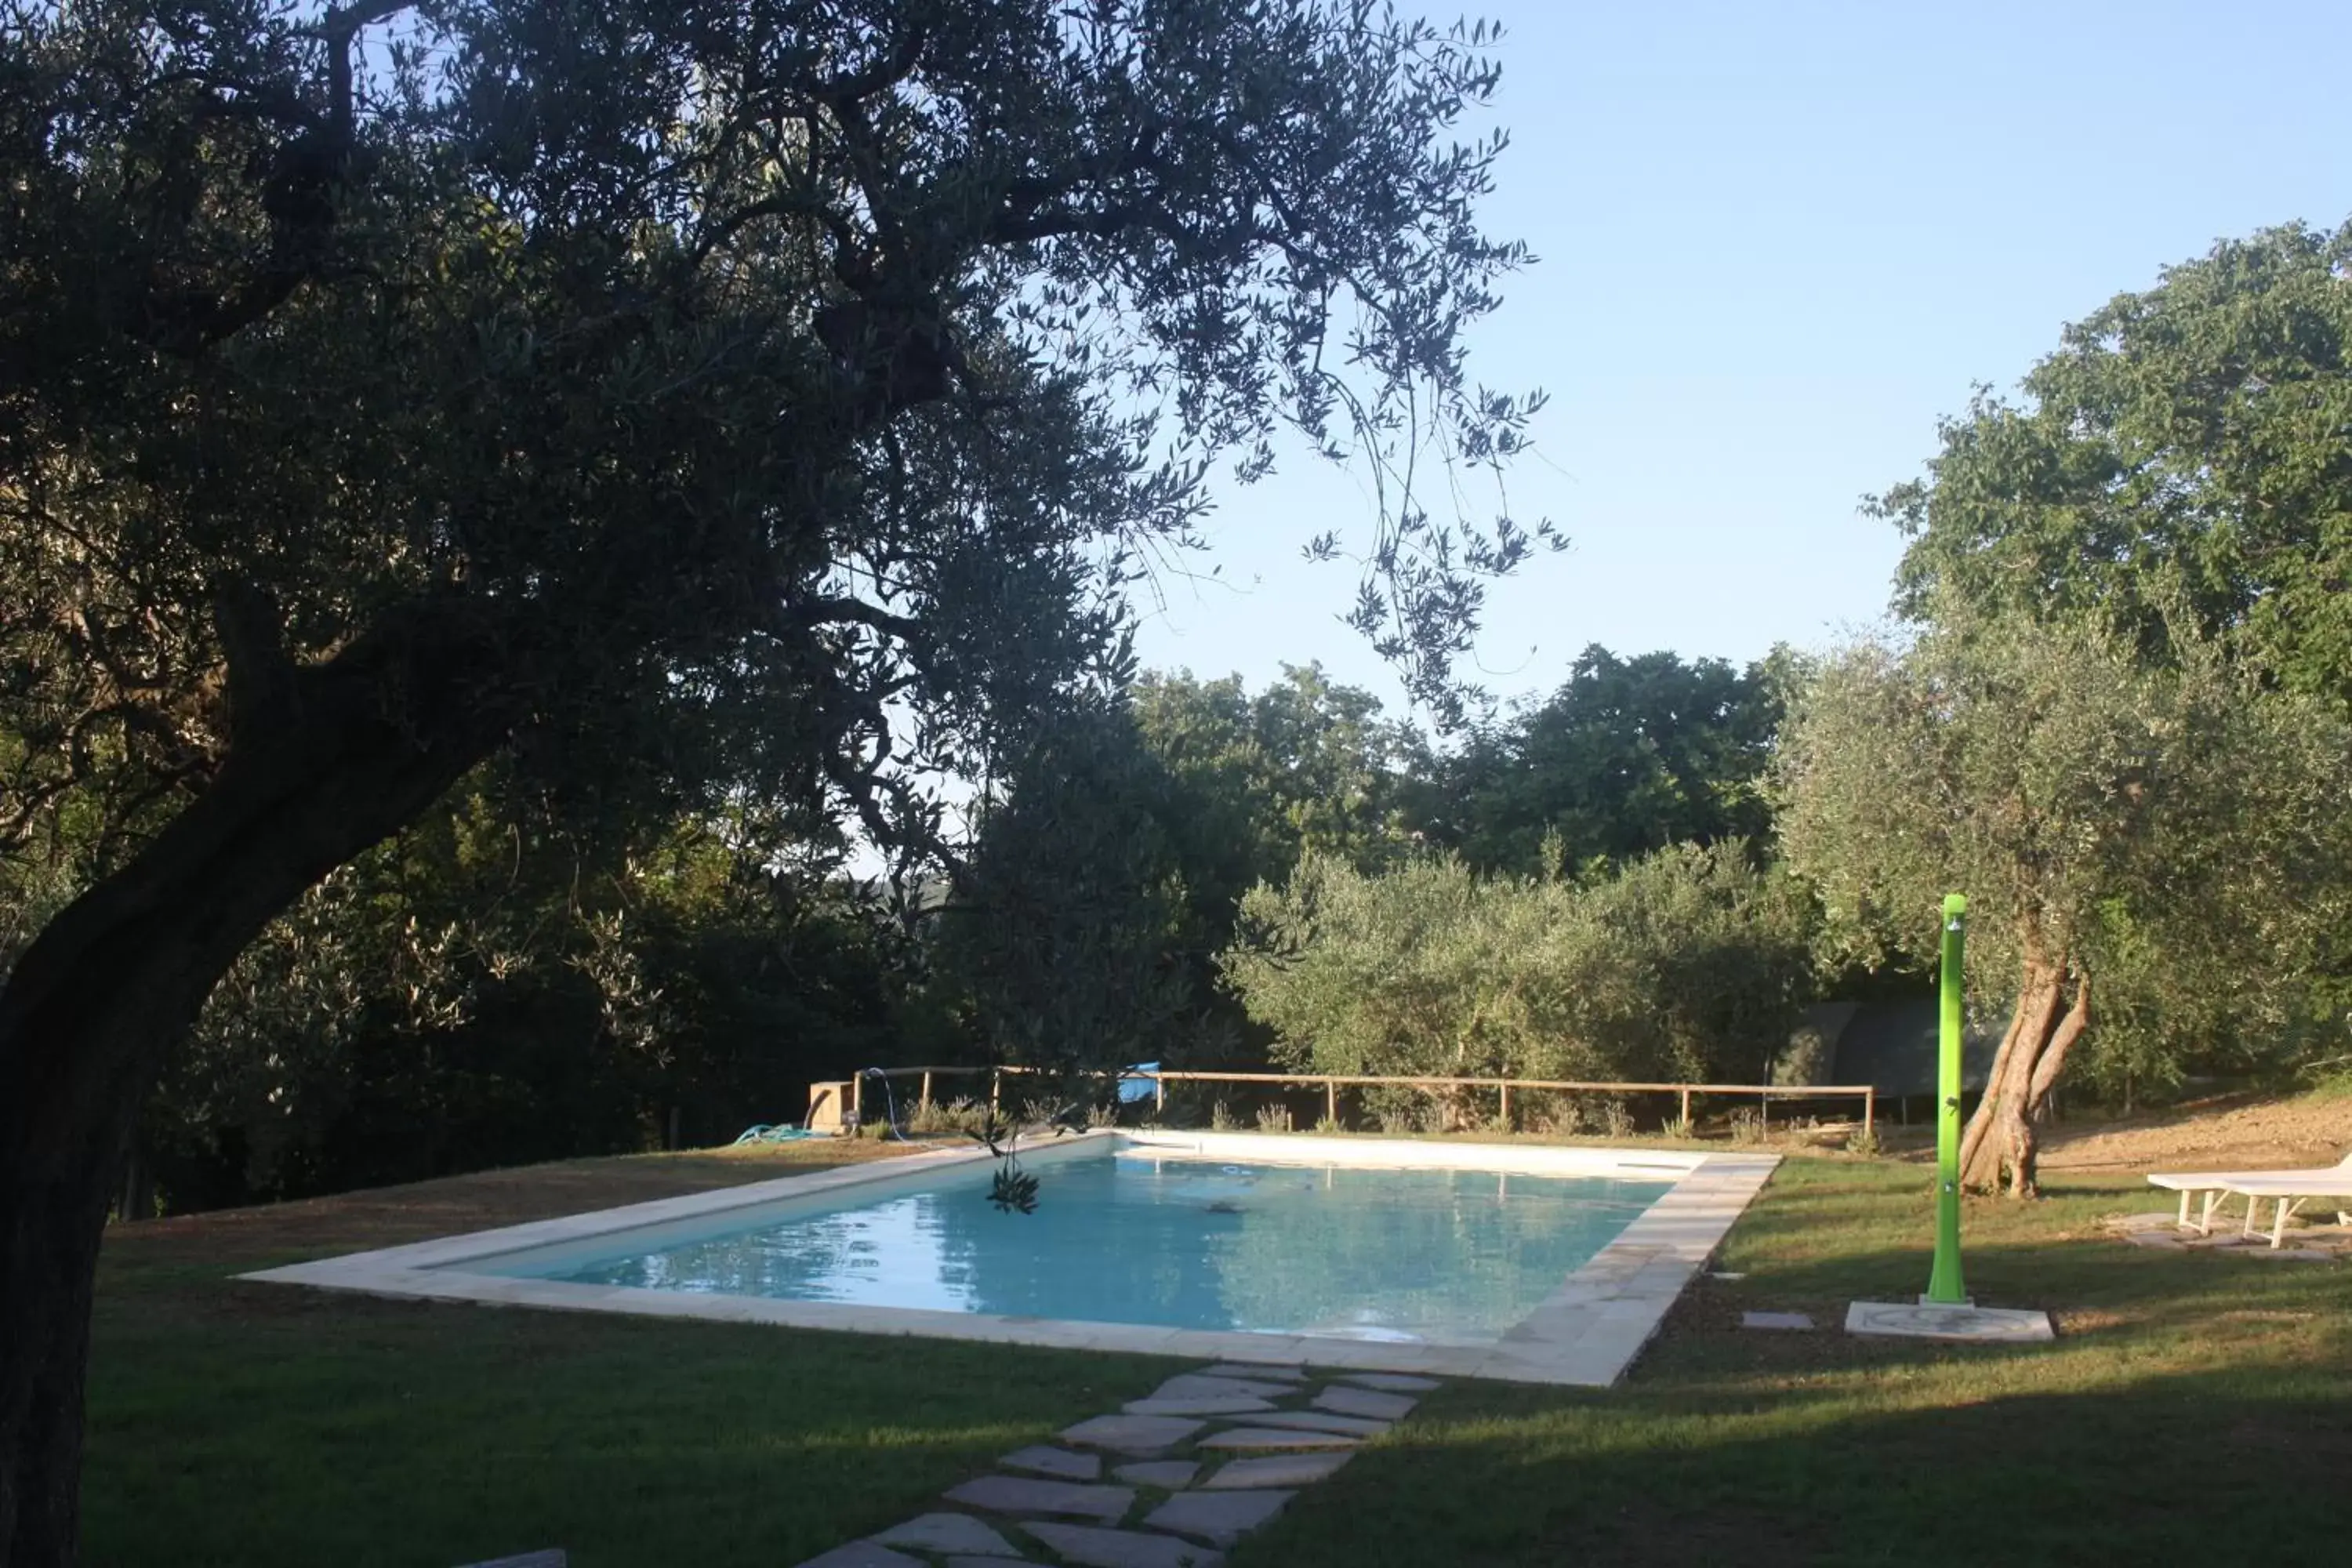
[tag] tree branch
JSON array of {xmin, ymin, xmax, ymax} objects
[{"xmin": 211, "ymin": 578, "xmax": 300, "ymax": 739}]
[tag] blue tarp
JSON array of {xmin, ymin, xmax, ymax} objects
[{"xmin": 1116, "ymin": 1062, "xmax": 1161, "ymax": 1105}]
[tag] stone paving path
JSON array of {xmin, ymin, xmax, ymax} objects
[
  {"xmin": 2105, "ymin": 1209, "xmax": 2351, "ymax": 1261},
  {"xmin": 793, "ymin": 1363, "xmax": 1439, "ymax": 1568}
]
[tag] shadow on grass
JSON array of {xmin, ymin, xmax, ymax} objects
[
  {"xmin": 1236, "ymin": 1361, "xmax": 2352, "ymax": 1568},
  {"xmin": 84, "ymin": 1287, "xmax": 1183, "ymax": 1568}
]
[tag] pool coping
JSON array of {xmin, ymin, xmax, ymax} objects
[{"xmin": 239, "ymin": 1132, "xmax": 1779, "ymax": 1387}]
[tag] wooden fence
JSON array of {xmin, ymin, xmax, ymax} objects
[{"xmin": 847, "ymin": 1063, "xmax": 1878, "ymax": 1142}]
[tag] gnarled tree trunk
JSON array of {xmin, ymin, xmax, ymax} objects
[
  {"xmin": 1959, "ymin": 933, "xmax": 2091, "ymax": 1197},
  {"xmin": 0, "ymin": 598, "xmax": 511, "ymax": 1567}
]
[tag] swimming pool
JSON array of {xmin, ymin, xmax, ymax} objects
[{"xmin": 244, "ymin": 1132, "xmax": 1777, "ymax": 1385}]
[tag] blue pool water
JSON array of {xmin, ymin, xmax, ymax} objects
[{"xmin": 495, "ymin": 1151, "xmax": 1670, "ymax": 1345}]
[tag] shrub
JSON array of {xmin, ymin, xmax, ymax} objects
[{"xmin": 1224, "ymin": 842, "xmax": 1814, "ymax": 1089}]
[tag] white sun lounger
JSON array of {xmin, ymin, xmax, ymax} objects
[
  {"xmin": 2147, "ymin": 1152, "xmax": 2352, "ymax": 1244},
  {"xmin": 2223, "ymin": 1171, "xmax": 2352, "ymax": 1249}
]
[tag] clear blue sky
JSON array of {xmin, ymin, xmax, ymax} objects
[{"xmin": 1130, "ymin": 0, "xmax": 2352, "ymax": 717}]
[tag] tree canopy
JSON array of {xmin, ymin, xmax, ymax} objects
[
  {"xmin": 1883, "ymin": 220, "xmax": 2352, "ymax": 704},
  {"xmin": 0, "ymin": 4, "xmax": 1548, "ymax": 1558},
  {"xmin": 1414, "ymin": 645, "xmax": 1784, "ymax": 877}
]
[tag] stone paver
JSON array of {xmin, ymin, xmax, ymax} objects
[
  {"xmin": 1740, "ymin": 1311, "xmax": 1814, "ymax": 1331},
  {"xmin": 1149, "ymin": 1373, "xmax": 1298, "ymax": 1402},
  {"xmin": 1019, "ymin": 1521, "xmax": 1225, "ymax": 1568},
  {"xmin": 1334, "ymin": 1372, "xmax": 1440, "ymax": 1392},
  {"xmin": 1058, "ymin": 1413, "xmax": 1205, "ymax": 1454},
  {"xmin": 1122, "ymin": 1396, "xmax": 1275, "ymax": 1417},
  {"xmin": 792, "ymin": 1544, "xmax": 924, "ymax": 1568},
  {"xmin": 1196, "ymin": 1426, "xmax": 1361, "ymax": 1451},
  {"xmin": 1844, "ymin": 1302, "xmax": 2055, "ymax": 1343},
  {"xmin": 1312, "ymin": 1385, "xmax": 1417, "ymax": 1421},
  {"xmin": 1204, "ymin": 1452, "xmax": 1353, "ymax": 1489},
  {"xmin": 1000, "ymin": 1445, "xmax": 1102, "ymax": 1480},
  {"xmin": 792, "ymin": 1362, "xmax": 1436, "ymax": 1568},
  {"xmin": 941, "ymin": 1475, "xmax": 1136, "ymax": 1523},
  {"xmin": 1221, "ymin": 1407, "xmax": 1388, "ymax": 1438},
  {"xmin": 873, "ymin": 1513, "xmax": 1025, "ymax": 1556},
  {"xmin": 1116, "ymin": 1460, "xmax": 1202, "ymax": 1489},
  {"xmin": 1142, "ymin": 1488, "xmax": 1295, "ymax": 1545},
  {"xmin": 1196, "ymin": 1363, "xmax": 1305, "ymax": 1382}
]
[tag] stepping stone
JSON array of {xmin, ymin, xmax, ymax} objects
[
  {"xmin": 873, "ymin": 1514, "xmax": 1025, "ymax": 1556},
  {"xmin": 2125, "ymin": 1231, "xmax": 2186, "ymax": 1250},
  {"xmin": 1059, "ymin": 1414, "xmax": 1205, "ymax": 1455},
  {"xmin": 1312, "ymin": 1385, "xmax": 1416, "ymax": 1421},
  {"xmin": 793, "ymin": 1546, "xmax": 924, "ymax": 1568},
  {"xmin": 1196, "ymin": 1363, "xmax": 1306, "ymax": 1382},
  {"xmin": 1123, "ymin": 1396, "xmax": 1275, "ymax": 1417},
  {"xmin": 1206, "ymin": 1452, "xmax": 1353, "ymax": 1489},
  {"xmin": 1150, "ymin": 1374, "xmax": 1297, "ymax": 1403},
  {"xmin": 942, "ymin": 1475, "xmax": 1134, "ymax": 1523},
  {"xmin": 1000, "ymin": 1446, "xmax": 1102, "ymax": 1481},
  {"xmin": 1143, "ymin": 1488, "xmax": 1294, "ymax": 1546},
  {"xmin": 1196, "ymin": 1427, "xmax": 1360, "ymax": 1451},
  {"xmin": 1220, "ymin": 1408, "xmax": 1388, "ymax": 1438},
  {"xmin": 1019, "ymin": 1521, "xmax": 1225, "ymax": 1568},
  {"xmin": 1740, "ymin": 1311, "xmax": 1814, "ymax": 1331},
  {"xmin": 1116, "ymin": 1460, "xmax": 1201, "ymax": 1489},
  {"xmin": 1334, "ymin": 1372, "xmax": 1440, "ymax": 1393}
]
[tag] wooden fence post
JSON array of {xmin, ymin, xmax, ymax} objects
[
  {"xmin": 1679, "ymin": 1087, "xmax": 1692, "ymax": 1129},
  {"xmin": 1498, "ymin": 1082, "xmax": 1511, "ymax": 1130},
  {"xmin": 989, "ymin": 1069, "xmax": 1000, "ymax": 1116},
  {"xmin": 1156, "ymin": 1074, "xmax": 1166, "ymax": 1113},
  {"xmin": 919, "ymin": 1071, "xmax": 933, "ymax": 1111},
  {"xmin": 1325, "ymin": 1079, "xmax": 1338, "ymax": 1128},
  {"xmin": 1864, "ymin": 1087, "xmax": 1875, "ymax": 1143}
]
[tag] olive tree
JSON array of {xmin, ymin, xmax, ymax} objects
[
  {"xmin": 1223, "ymin": 841, "xmax": 1814, "ymax": 1090},
  {"xmin": 0, "ymin": 2, "xmax": 1547, "ymax": 1557},
  {"xmin": 1774, "ymin": 610, "xmax": 2352, "ymax": 1195}
]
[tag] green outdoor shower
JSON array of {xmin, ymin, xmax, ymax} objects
[{"xmin": 1926, "ymin": 892, "xmax": 1968, "ymax": 1305}]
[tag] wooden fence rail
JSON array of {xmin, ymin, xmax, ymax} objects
[{"xmin": 847, "ymin": 1063, "xmax": 1877, "ymax": 1142}]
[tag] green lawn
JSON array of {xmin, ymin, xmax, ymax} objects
[
  {"xmin": 1232, "ymin": 1161, "xmax": 2352, "ymax": 1567},
  {"xmin": 83, "ymin": 1148, "xmax": 2350, "ymax": 1567}
]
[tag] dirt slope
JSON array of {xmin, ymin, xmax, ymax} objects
[{"xmin": 2038, "ymin": 1092, "xmax": 2351, "ymax": 1174}]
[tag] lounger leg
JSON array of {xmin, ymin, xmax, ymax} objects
[
  {"xmin": 2198, "ymin": 1190, "xmax": 2222, "ymax": 1236},
  {"xmin": 2242, "ymin": 1197, "xmax": 2262, "ymax": 1239},
  {"xmin": 2178, "ymin": 1189, "xmax": 2191, "ymax": 1229},
  {"xmin": 2271, "ymin": 1198, "xmax": 2303, "ymax": 1250}
]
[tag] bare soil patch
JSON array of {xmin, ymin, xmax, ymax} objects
[{"xmin": 2037, "ymin": 1092, "xmax": 2350, "ymax": 1174}]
